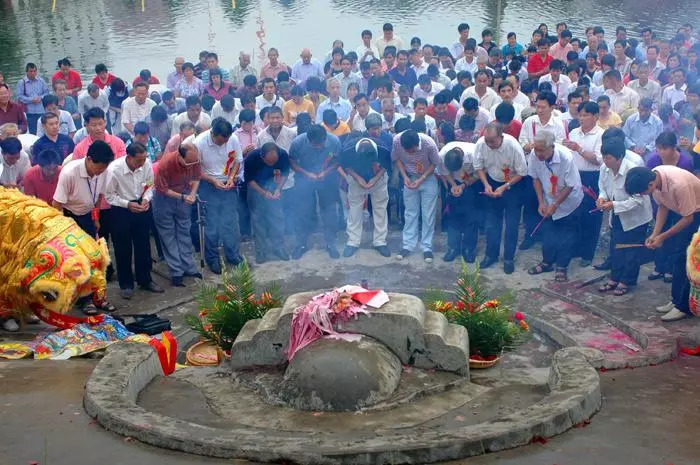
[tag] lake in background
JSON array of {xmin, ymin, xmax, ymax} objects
[{"xmin": 1, "ymin": 0, "xmax": 698, "ymax": 85}]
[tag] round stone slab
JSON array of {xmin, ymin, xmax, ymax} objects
[{"xmin": 280, "ymin": 335, "xmax": 402, "ymax": 411}]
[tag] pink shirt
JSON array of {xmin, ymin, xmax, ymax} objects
[
  {"xmin": 549, "ymin": 42, "xmax": 573, "ymax": 62},
  {"xmin": 164, "ymin": 134, "xmax": 182, "ymax": 153},
  {"xmin": 53, "ymin": 159, "xmax": 108, "ymax": 216},
  {"xmin": 234, "ymin": 128, "xmax": 257, "ymax": 150},
  {"xmin": 652, "ymin": 165, "xmax": 700, "ymax": 217}
]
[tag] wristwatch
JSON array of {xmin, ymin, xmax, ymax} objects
[{"xmin": 505, "ymin": 182, "xmax": 512, "ymax": 190}]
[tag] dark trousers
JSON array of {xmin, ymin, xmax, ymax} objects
[
  {"xmin": 610, "ymin": 215, "xmax": 649, "ymax": 286},
  {"xmin": 110, "ymin": 206, "xmax": 153, "ymax": 290},
  {"xmin": 577, "ymin": 171, "xmax": 603, "ymax": 261},
  {"xmin": 149, "ymin": 211, "xmax": 164, "ymax": 259},
  {"xmin": 484, "ymin": 177, "xmax": 521, "ymax": 261},
  {"xmin": 446, "ymin": 181, "xmax": 483, "ymax": 254},
  {"xmin": 197, "ymin": 181, "xmax": 241, "ymax": 266},
  {"xmin": 521, "ymin": 176, "xmax": 541, "ymax": 241},
  {"xmin": 294, "ymin": 176, "xmax": 339, "ymax": 248},
  {"xmin": 64, "ymin": 210, "xmax": 97, "ymax": 237},
  {"xmin": 540, "ymin": 210, "xmax": 580, "ymax": 269},
  {"xmin": 248, "ymin": 187, "xmax": 286, "ymax": 258},
  {"xmin": 654, "ymin": 211, "xmax": 682, "ymax": 274},
  {"xmin": 671, "ymin": 214, "xmax": 700, "ymax": 315},
  {"xmin": 26, "ymin": 113, "xmax": 42, "ymax": 135},
  {"xmin": 238, "ymin": 182, "xmax": 251, "ymax": 237}
]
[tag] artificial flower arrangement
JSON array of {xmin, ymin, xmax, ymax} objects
[
  {"xmin": 425, "ymin": 263, "xmax": 528, "ymax": 364},
  {"xmin": 185, "ymin": 261, "xmax": 281, "ymax": 353}
]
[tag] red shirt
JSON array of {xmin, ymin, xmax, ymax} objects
[
  {"xmin": 23, "ymin": 164, "xmax": 62, "ymax": 204},
  {"xmin": 426, "ymin": 104, "xmax": 458, "ymax": 126},
  {"xmin": 479, "ymin": 120, "xmax": 522, "ymax": 139},
  {"xmin": 132, "ymin": 76, "xmax": 161, "ymax": 87},
  {"xmin": 52, "ymin": 69, "xmax": 83, "ymax": 96},
  {"xmin": 91, "ymin": 73, "xmax": 116, "ymax": 90},
  {"xmin": 527, "ymin": 54, "xmax": 553, "ymax": 75},
  {"xmin": 0, "ymin": 101, "xmax": 28, "ymax": 133}
]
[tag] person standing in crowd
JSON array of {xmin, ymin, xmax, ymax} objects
[
  {"xmin": 52, "ymin": 140, "xmax": 116, "ymax": 314},
  {"xmin": 625, "ymin": 165, "xmax": 700, "ymax": 321},
  {"xmin": 23, "ymin": 148, "xmax": 62, "ymax": 204},
  {"xmin": 289, "ymin": 124, "xmax": 341, "ymax": 259},
  {"xmin": 129, "ymin": 121, "xmax": 162, "ymax": 162},
  {"xmin": 439, "ymin": 140, "xmax": 482, "ymax": 263},
  {"xmin": 596, "ymin": 137, "xmax": 653, "ymax": 294},
  {"xmin": 16, "ymin": 63, "xmax": 49, "ymax": 135},
  {"xmin": 191, "ymin": 117, "xmax": 244, "ymax": 274},
  {"xmin": 37, "ymin": 95, "xmax": 76, "ymax": 139},
  {"xmin": 51, "ymin": 58, "xmax": 82, "ymax": 97},
  {"xmin": 104, "ymin": 142, "xmax": 163, "ymax": 299},
  {"xmin": 167, "ymin": 57, "xmax": 185, "ymax": 91},
  {"xmin": 392, "ymin": 129, "xmax": 441, "ymax": 262},
  {"xmin": 0, "ymin": 137, "xmax": 31, "ymax": 187},
  {"xmin": 230, "ymin": 52, "xmax": 257, "ymax": 89},
  {"xmin": 121, "ymin": 82, "xmax": 156, "ymax": 135},
  {"xmin": 622, "ymin": 98, "xmax": 664, "ymax": 157},
  {"xmin": 341, "ymin": 137, "xmax": 391, "ymax": 258},
  {"xmin": 172, "ymin": 96, "xmax": 212, "ymax": 136},
  {"xmin": 474, "ymin": 122, "xmax": 528, "ymax": 274},
  {"xmin": 32, "ymin": 112, "xmax": 75, "ymax": 161},
  {"xmin": 526, "ymin": 130, "xmax": 583, "ymax": 282},
  {"xmin": 0, "ymin": 84, "xmax": 28, "ymax": 133},
  {"xmin": 91, "ymin": 63, "xmax": 116, "ymax": 90},
  {"xmin": 564, "ymin": 101, "xmax": 604, "ymax": 266},
  {"xmin": 78, "ymin": 84, "xmax": 110, "ymax": 117},
  {"xmin": 375, "ymin": 23, "xmax": 404, "ymax": 56},
  {"xmin": 175, "ymin": 62, "xmax": 205, "ymax": 98},
  {"xmin": 244, "ymin": 142, "xmax": 290, "ymax": 263},
  {"xmin": 153, "ymin": 142, "xmax": 202, "ymax": 287}
]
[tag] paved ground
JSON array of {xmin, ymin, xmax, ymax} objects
[{"xmin": 2, "ymin": 227, "xmax": 700, "ymax": 464}]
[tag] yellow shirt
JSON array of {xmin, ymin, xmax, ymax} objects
[
  {"xmin": 597, "ymin": 111, "xmax": 622, "ymax": 130},
  {"xmin": 283, "ymin": 98, "xmax": 315, "ymax": 126},
  {"xmin": 322, "ymin": 121, "xmax": 351, "ymax": 137}
]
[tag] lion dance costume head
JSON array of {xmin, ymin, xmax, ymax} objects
[{"xmin": 0, "ymin": 187, "xmax": 110, "ymax": 328}]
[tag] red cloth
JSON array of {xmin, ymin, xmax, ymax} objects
[
  {"xmin": 205, "ymin": 82, "xmax": 233, "ymax": 101},
  {"xmin": 91, "ymin": 73, "xmax": 116, "ymax": 90},
  {"xmin": 132, "ymin": 76, "xmax": 161, "ymax": 87},
  {"xmin": 505, "ymin": 120, "xmax": 522, "ymax": 139},
  {"xmin": 23, "ymin": 164, "xmax": 61, "ymax": 204},
  {"xmin": 427, "ymin": 103, "xmax": 458, "ymax": 126},
  {"xmin": 0, "ymin": 101, "xmax": 28, "ymax": 133},
  {"xmin": 154, "ymin": 151, "xmax": 201, "ymax": 195},
  {"xmin": 52, "ymin": 70, "xmax": 83, "ymax": 96},
  {"xmin": 527, "ymin": 54, "xmax": 553, "ymax": 75}
]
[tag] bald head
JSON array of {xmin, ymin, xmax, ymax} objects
[
  {"xmin": 174, "ymin": 57, "xmax": 185, "ymax": 72},
  {"xmin": 483, "ymin": 122, "xmax": 504, "ymax": 149},
  {"xmin": 239, "ymin": 51, "xmax": 251, "ymax": 67},
  {"xmin": 178, "ymin": 142, "xmax": 199, "ymax": 164},
  {"xmin": 300, "ymin": 48, "xmax": 312, "ymax": 64},
  {"xmin": 533, "ymin": 130, "xmax": 555, "ymax": 160}
]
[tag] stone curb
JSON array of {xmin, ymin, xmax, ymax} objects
[
  {"xmin": 84, "ymin": 343, "xmax": 600, "ymax": 464},
  {"xmin": 539, "ymin": 285, "xmax": 679, "ymax": 368}
]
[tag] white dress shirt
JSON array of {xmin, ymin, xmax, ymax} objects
[
  {"xmin": 519, "ymin": 115, "xmax": 567, "ymax": 147},
  {"xmin": 355, "ymin": 44, "xmax": 380, "ymax": 62},
  {"xmin": 455, "ymin": 57, "xmax": 479, "ymax": 76},
  {"xmin": 171, "ymin": 111, "xmax": 212, "ymax": 136},
  {"xmin": 662, "ymin": 84, "xmax": 687, "ymax": 109},
  {"xmin": 394, "ymin": 97, "xmax": 415, "ymax": 116},
  {"xmin": 210, "ymin": 100, "xmax": 241, "ymax": 126},
  {"xmin": 627, "ymin": 79, "xmax": 662, "ymax": 106},
  {"xmin": 455, "ymin": 107, "xmax": 491, "ymax": 132},
  {"xmin": 189, "ymin": 130, "xmax": 243, "ymax": 183},
  {"xmin": 473, "ymin": 133, "xmax": 528, "ymax": 182},
  {"xmin": 605, "ymin": 86, "xmax": 640, "ymax": 116},
  {"xmin": 538, "ymin": 74, "xmax": 573, "ymax": 104},
  {"xmin": 459, "ymin": 86, "xmax": 501, "ymax": 109},
  {"xmin": 438, "ymin": 141, "xmax": 476, "ymax": 178},
  {"xmin": 489, "ymin": 101, "xmax": 524, "ymax": 122},
  {"xmin": 567, "ymin": 125, "xmax": 604, "ymax": 172},
  {"xmin": 0, "ymin": 150, "xmax": 31, "ymax": 186},
  {"xmin": 350, "ymin": 109, "xmax": 380, "ymax": 131},
  {"xmin": 598, "ymin": 156, "xmax": 653, "ymax": 231},
  {"xmin": 412, "ymin": 82, "xmax": 445, "ymax": 102},
  {"xmin": 527, "ymin": 144, "xmax": 583, "ymax": 220},
  {"xmin": 53, "ymin": 158, "xmax": 108, "ymax": 216},
  {"xmin": 256, "ymin": 125, "xmax": 298, "ymax": 190},
  {"xmin": 121, "ymin": 97, "xmax": 157, "ymax": 132},
  {"xmin": 104, "ymin": 156, "xmax": 155, "ymax": 208}
]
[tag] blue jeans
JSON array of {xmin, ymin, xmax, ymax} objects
[
  {"xmin": 402, "ymin": 175, "xmax": 438, "ymax": 252},
  {"xmin": 197, "ymin": 181, "xmax": 241, "ymax": 266}
]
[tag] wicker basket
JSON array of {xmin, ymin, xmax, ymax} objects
[
  {"xmin": 186, "ymin": 341, "xmax": 226, "ymax": 366},
  {"xmin": 469, "ymin": 356, "xmax": 501, "ymax": 369}
]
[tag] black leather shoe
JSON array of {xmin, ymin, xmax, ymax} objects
[
  {"xmin": 291, "ymin": 245, "xmax": 307, "ymax": 260},
  {"xmin": 171, "ymin": 276, "xmax": 185, "ymax": 287},
  {"xmin": 503, "ymin": 260, "xmax": 515, "ymax": 274},
  {"xmin": 343, "ymin": 245, "xmax": 358, "ymax": 257},
  {"xmin": 140, "ymin": 282, "xmax": 165, "ymax": 293},
  {"xmin": 207, "ymin": 262, "xmax": 222, "ymax": 275},
  {"xmin": 184, "ymin": 271, "xmax": 203, "ymax": 279},
  {"xmin": 463, "ymin": 250, "xmax": 476, "ymax": 263},
  {"xmin": 443, "ymin": 249, "xmax": 460, "ymax": 262},
  {"xmin": 594, "ymin": 259, "xmax": 611, "ymax": 271},
  {"xmin": 327, "ymin": 246, "xmax": 340, "ymax": 259},
  {"xmin": 374, "ymin": 245, "xmax": 390, "ymax": 257},
  {"xmin": 479, "ymin": 256, "xmax": 498, "ymax": 269}
]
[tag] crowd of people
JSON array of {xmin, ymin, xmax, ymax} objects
[{"xmin": 1, "ymin": 19, "xmax": 699, "ymax": 332}]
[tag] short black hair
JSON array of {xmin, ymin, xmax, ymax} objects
[
  {"xmin": 210, "ymin": 117, "xmax": 233, "ymax": 138},
  {"xmin": 458, "ymin": 114, "xmax": 476, "ymax": 131},
  {"xmin": 537, "ymin": 91, "xmax": 557, "ymax": 106},
  {"xmin": 578, "ymin": 101, "xmax": 599, "ymax": 115},
  {"xmin": 560, "ymin": 29, "xmax": 572, "ymax": 39},
  {"xmin": 655, "ymin": 131, "xmax": 677, "ymax": 149},
  {"xmin": 42, "ymin": 94, "xmax": 59, "ymax": 107},
  {"xmin": 126, "ymin": 141, "xmax": 147, "ymax": 157},
  {"xmin": 185, "ymin": 96, "xmax": 201, "ymax": 108},
  {"xmin": 383, "ymin": 23, "xmax": 394, "ymax": 31},
  {"xmin": 322, "ymin": 109, "xmax": 338, "ymax": 126},
  {"xmin": 399, "ymin": 129, "xmax": 420, "ymax": 150},
  {"xmin": 394, "ymin": 118, "xmax": 411, "ymax": 133},
  {"xmin": 494, "ymin": 102, "xmax": 515, "ymax": 124},
  {"xmin": 86, "ymin": 139, "xmax": 115, "ymax": 165},
  {"xmin": 243, "ymin": 74, "xmax": 257, "ymax": 87},
  {"xmin": 84, "ymin": 107, "xmax": 106, "ymax": 123},
  {"xmin": 458, "ymin": 23, "xmax": 470, "ymax": 33},
  {"xmin": 601, "ymin": 139, "xmax": 625, "ymax": 159},
  {"xmin": 239, "ymin": 108, "xmax": 256, "ymax": 123},
  {"xmin": 133, "ymin": 121, "xmax": 149, "ymax": 135},
  {"xmin": 40, "ymin": 112, "xmax": 59, "ymax": 125},
  {"xmin": 306, "ymin": 124, "xmax": 327, "ymax": 144},
  {"xmin": 201, "ymin": 94, "xmax": 215, "ymax": 111},
  {"xmin": 462, "ymin": 97, "xmax": 479, "ymax": 112},
  {"xmin": 95, "ymin": 63, "xmax": 108, "ymax": 74},
  {"xmin": 35, "ymin": 148, "xmax": 62, "ymax": 167},
  {"xmin": 625, "ymin": 167, "xmax": 656, "ymax": 195},
  {"xmin": 0, "ymin": 137, "xmax": 22, "ymax": 155},
  {"xmin": 444, "ymin": 147, "xmax": 464, "ymax": 172},
  {"xmin": 150, "ymin": 105, "xmax": 168, "ymax": 123}
]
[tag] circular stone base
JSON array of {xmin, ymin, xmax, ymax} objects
[{"xmin": 280, "ymin": 335, "xmax": 401, "ymax": 411}]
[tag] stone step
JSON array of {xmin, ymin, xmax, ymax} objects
[{"xmin": 519, "ymin": 289, "xmax": 676, "ymax": 369}]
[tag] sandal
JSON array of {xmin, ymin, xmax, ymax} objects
[
  {"xmin": 648, "ymin": 271, "xmax": 663, "ymax": 281},
  {"xmin": 97, "ymin": 300, "xmax": 117, "ymax": 313},
  {"xmin": 613, "ymin": 285, "xmax": 630, "ymax": 296},
  {"xmin": 598, "ymin": 281, "xmax": 619, "ymax": 293},
  {"xmin": 528, "ymin": 262, "xmax": 554, "ymax": 275},
  {"xmin": 663, "ymin": 273, "xmax": 673, "ymax": 283},
  {"xmin": 554, "ymin": 268, "xmax": 568, "ymax": 282},
  {"xmin": 82, "ymin": 305, "xmax": 100, "ymax": 316}
]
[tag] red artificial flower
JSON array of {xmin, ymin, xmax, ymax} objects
[
  {"xmin": 455, "ymin": 301, "xmax": 466, "ymax": 311},
  {"xmin": 514, "ymin": 312, "xmax": 524, "ymax": 321},
  {"xmin": 215, "ymin": 295, "xmax": 227, "ymax": 302}
]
